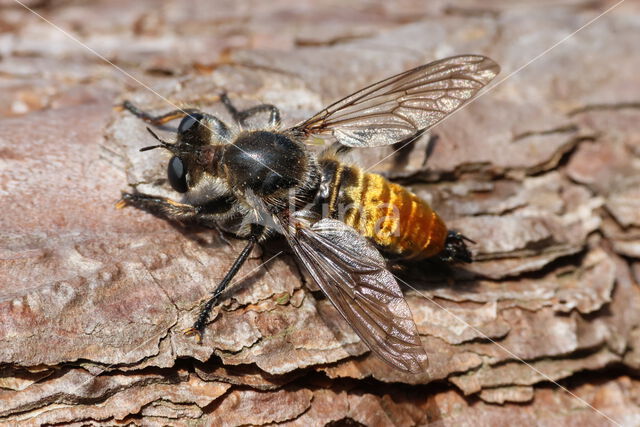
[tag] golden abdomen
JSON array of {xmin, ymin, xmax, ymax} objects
[{"xmin": 322, "ymin": 160, "xmax": 448, "ymax": 260}]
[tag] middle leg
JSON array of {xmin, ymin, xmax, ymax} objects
[
  {"xmin": 184, "ymin": 224, "xmax": 265, "ymax": 341},
  {"xmin": 220, "ymin": 93, "xmax": 281, "ymax": 128}
]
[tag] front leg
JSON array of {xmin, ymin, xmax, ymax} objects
[
  {"xmin": 122, "ymin": 101, "xmax": 202, "ymax": 128},
  {"xmin": 116, "ymin": 192, "xmax": 200, "ymax": 221},
  {"xmin": 118, "ymin": 192, "xmax": 265, "ymax": 342}
]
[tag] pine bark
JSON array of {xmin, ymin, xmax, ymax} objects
[{"xmin": 1, "ymin": 0, "xmax": 639, "ymax": 424}]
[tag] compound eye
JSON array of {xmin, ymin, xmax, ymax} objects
[
  {"xmin": 167, "ymin": 156, "xmax": 188, "ymax": 193},
  {"xmin": 178, "ymin": 113, "xmax": 204, "ymax": 134}
]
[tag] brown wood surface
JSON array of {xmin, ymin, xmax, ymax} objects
[{"xmin": 1, "ymin": 0, "xmax": 639, "ymax": 425}]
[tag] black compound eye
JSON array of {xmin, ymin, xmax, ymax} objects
[
  {"xmin": 167, "ymin": 156, "xmax": 188, "ymax": 193},
  {"xmin": 178, "ymin": 113, "xmax": 204, "ymax": 134}
]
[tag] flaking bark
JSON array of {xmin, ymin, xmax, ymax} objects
[{"xmin": 1, "ymin": 0, "xmax": 639, "ymax": 424}]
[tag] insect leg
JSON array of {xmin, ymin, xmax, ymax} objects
[
  {"xmin": 238, "ymin": 104, "xmax": 281, "ymax": 128},
  {"xmin": 184, "ymin": 227, "xmax": 263, "ymax": 341},
  {"xmin": 219, "ymin": 93, "xmax": 241, "ymax": 121},
  {"xmin": 438, "ymin": 231, "xmax": 473, "ymax": 263},
  {"xmin": 219, "ymin": 93, "xmax": 281, "ymax": 128},
  {"xmin": 116, "ymin": 192, "xmax": 200, "ymax": 220},
  {"xmin": 122, "ymin": 101, "xmax": 202, "ymax": 127}
]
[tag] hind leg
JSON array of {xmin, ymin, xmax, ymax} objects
[{"xmin": 438, "ymin": 231, "xmax": 474, "ymax": 263}]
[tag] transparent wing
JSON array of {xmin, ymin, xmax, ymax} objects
[
  {"xmin": 281, "ymin": 216, "xmax": 428, "ymax": 373},
  {"xmin": 289, "ymin": 55, "xmax": 499, "ymax": 147}
]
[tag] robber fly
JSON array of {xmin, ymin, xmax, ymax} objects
[{"xmin": 117, "ymin": 55, "xmax": 499, "ymax": 373}]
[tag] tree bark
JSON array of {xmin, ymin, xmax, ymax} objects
[{"xmin": 1, "ymin": 0, "xmax": 639, "ymax": 425}]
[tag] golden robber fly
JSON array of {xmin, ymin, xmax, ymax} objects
[{"xmin": 118, "ymin": 55, "xmax": 499, "ymax": 373}]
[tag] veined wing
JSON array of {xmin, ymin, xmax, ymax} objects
[
  {"xmin": 281, "ymin": 216, "xmax": 428, "ymax": 373},
  {"xmin": 290, "ymin": 55, "xmax": 499, "ymax": 147}
]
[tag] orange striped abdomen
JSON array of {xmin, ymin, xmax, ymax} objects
[{"xmin": 322, "ymin": 160, "xmax": 448, "ymax": 260}]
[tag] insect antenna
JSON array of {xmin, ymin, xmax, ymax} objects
[{"xmin": 139, "ymin": 127, "xmax": 179, "ymax": 153}]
